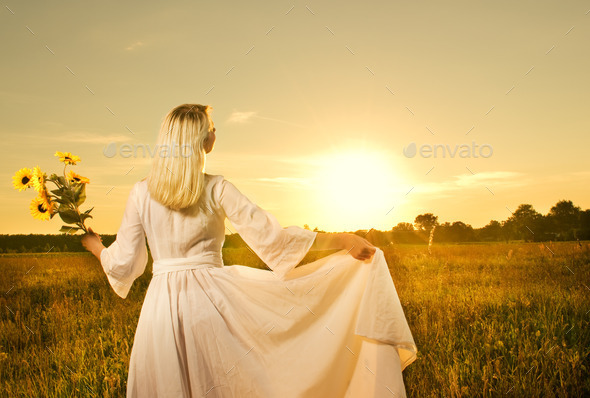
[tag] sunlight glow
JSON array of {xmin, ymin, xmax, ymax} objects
[{"xmin": 311, "ymin": 147, "xmax": 405, "ymax": 231}]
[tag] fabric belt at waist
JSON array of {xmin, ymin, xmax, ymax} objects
[{"xmin": 152, "ymin": 252, "xmax": 223, "ymax": 276}]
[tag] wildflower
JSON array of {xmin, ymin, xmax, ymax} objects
[
  {"xmin": 12, "ymin": 168, "xmax": 33, "ymax": 191},
  {"xmin": 39, "ymin": 188, "xmax": 55, "ymax": 215},
  {"xmin": 67, "ymin": 170, "xmax": 90, "ymax": 184},
  {"xmin": 31, "ymin": 166, "xmax": 47, "ymax": 193},
  {"xmin": 54, "ymin": 151, "xmax": 81, "ymax": 165},
  {"xmin": 30, "ymin": 195, "xmax": 52, "ymax": 221}
]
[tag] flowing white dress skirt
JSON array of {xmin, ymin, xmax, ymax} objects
[{"xmin": 125, "ymin": 247, "xmax": 417, "ymax": 397}]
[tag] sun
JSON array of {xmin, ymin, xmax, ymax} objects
[{"xmin": 311, "ymin": 147, "xmax": 404, "ymax": 231}]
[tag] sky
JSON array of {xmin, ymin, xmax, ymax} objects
[{"xmin": 1, "ymin": 0, "xmax": 589, "ymax": 234}]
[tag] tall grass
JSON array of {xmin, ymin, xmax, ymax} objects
[{"xmin": 0, "ymin": 243, "xmax": 588, "ymax": 397}]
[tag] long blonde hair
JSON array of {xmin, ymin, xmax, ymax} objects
[{"xmin": 147, "ymin": 103, "xmax": 214, "ymax": 211}]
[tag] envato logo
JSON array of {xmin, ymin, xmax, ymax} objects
[
  {"xmin": 403, "ymin": 141, "xmax": 493, "ymax": 158},
  {"xmin": 103, "ymin": 142, "xmax": 194, "ymax": 158}
]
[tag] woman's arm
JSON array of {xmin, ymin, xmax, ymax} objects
[
  {"xmin": 81, "ymin": 227, "xmax": 106, "ymax": 259},
  {"xmin": 309, "ymin": 232, "xmax": 349, "ymax": 251},
  {"xmin": 310, "ymin": 232, "xmax": 377, "ymax": 261}
]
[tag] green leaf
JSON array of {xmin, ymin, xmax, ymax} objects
[
  {"xmin": 59, "ymin": 225, "xmax": 80, "ymax": 234},
  {"xmin": 80, "ymin": 213, "xmax": 93, "ymax": 222},
  {"xmin": 58, "ymin": 207, "xmax": 80, "ymax": 224},
  {"xmin": 54, "ymin": 187, "xmax": 74, "ymax": 202},
  {"xmin": 48, "ymin": 173, "xmax": 59, "ymax": 182},
  {"xmin": 83, "ymin": 207, "xmax": 94, "ymax": 215},
  {"xmin": 74, "ymin": 183, "xmax": 86, "ymax": 206},
  {"xmin": 51, "ymin": 188, "xmax": 66, "ymax": 196}
]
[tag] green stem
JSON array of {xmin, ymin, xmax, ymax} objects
[
  {"xmin": 63, "ymin": 164, "xmax": 68, "ymax": 187},
  {"xmin": 59, "ymin": 164, "xmax": 87, "ymax": 234},
  {"xmin": 71, "ymin": 203, "xmax": 88, "ymax": 233}
]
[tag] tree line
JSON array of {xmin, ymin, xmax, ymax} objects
[
  {"xmin": 0, "ymin": 232, "xmax": 290, "ymax": 253},
  {"xmin": 305, "ymin": 199, "xmax": 590, "ymax": 245},
  {"xmin": 1, "ymin": 199, "xmax": 587, "ymax": 253}
]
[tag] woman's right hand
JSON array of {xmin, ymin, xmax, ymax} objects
[{"xmin": 343, "ymin": 233, "xmax": 377, "ymax": 261}]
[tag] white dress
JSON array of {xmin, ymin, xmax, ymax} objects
[{"xmin": 100, "ymin": 173, "xmax": 417, "ymax": 398}]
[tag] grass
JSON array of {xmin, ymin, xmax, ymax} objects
[{"xmin": 0, "ymin": 243, "xmax": 588, "ymax": 397}]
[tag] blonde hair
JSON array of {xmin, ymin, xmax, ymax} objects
[{"xmin": 147, "ymin": 103, "xmax": 214, "ymax": 211}]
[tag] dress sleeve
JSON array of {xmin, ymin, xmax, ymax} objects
[
  {"xmin": 217, "ymin": 177, "xmax": 317, "ymax": 279},
  {"xmin": 99, "ymin": 182, "xmax": 148, "ymax": 299}
]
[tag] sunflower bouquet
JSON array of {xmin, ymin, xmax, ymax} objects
[{"xmin": 12, "ymin": 151, "xmax": 93, "ymax": 234}]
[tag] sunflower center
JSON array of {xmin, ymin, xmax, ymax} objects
[
  {"xmin": 37, "ymin": 204, "xmax": 47, "ymax": 213},
  {"xmin": 22, "ymin": 176, "xmax": 30, "ymax": 184}
]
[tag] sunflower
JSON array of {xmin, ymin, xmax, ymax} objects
[
  {"xmin": 39, "ymin": 188, "xmax": 55, "ymax": 216},
  {"xmin": 55, "ymin": 151, "xmax": 81, "ymax": 165},
  {"xmin": 67, "ymin": 170, "xmax": 90, "ymax": 184},
  {"xmin": 30, "ymin": 195, "xmax": 54, "ymax": 221},
  {"xmin": 12, "ymin": 168, "xmax": 33, "ymax": 191},
  {"xmin": 31, "ymin": 166, "xmax": 47, "ymax": 192}
]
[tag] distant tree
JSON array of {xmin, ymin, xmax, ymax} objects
[
  {"xmin": 393, "ymin": 222, "xmax": 414, "ymax": 232},
  {"xmin": 548, "ymin": 200, "xmax": 581, "ymax": 240},
  {"xmin": 504, "ymin": 204, "xmax": 542, "ymax": 242},
  {"xmin": 390, "ymin": 224, "xmax": 424, "ymax": 244},
  {"xmin": 532, "ymin": 215, "xmax": 555, "ymax": 242},
  {"xmin": 480, "ymin": 220, "xmax": 503, "ymax": 241},
  {"xmin": 414, "ymin": 213, "xmax": 438, "ymax": 231},
  {"xmin": 448, "ymin": 221, "xmax": 475, "ymax": 242},
  {"xmin": 580, "ymin": 209, "xmax": 590, "ymax": 240},
  {"xmin": 303, "ymin": 224, "xmax": 310, "ymax": 230},
  {"xmin": 433, "ymin": 222, "xmax": 451, "ymax": 242},
  {"xmin": 433, "ymin": 221, "xmax": 475, "ymax": 242},
  {"xmin": 364, "ymin": 229, "xmax": 389, "ymax": 247}
]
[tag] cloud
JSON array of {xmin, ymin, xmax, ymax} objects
[
  {"xmin": 254, "ymin": 115, "xmax": 308, "ymax": 128},
  {"xmin": 126, "ymin": 41, "xmax": 145, "ymax": 51},
  {"xmin": 419, "ymin": 171, "xmax": 527, "ymax": 194},
  {"xmin": 454, "ymin": 171, "xmax": 524, "ymax": 187},
  {"xmin": 251, "ymin": 176, "xmax": 312, "ymax": 187},
  {"xmin": 55, "ymin": 131, "xmax": 130, "ymax": 144},
  {"xmin": 227, "ymin": 111, "xmax": 257, "ymax": 124},
  {"xmin": 1, "ymin": 130, "xmax": 132, "ymax": 147},
  {"xmin": 226, "ymin": 111, "xmax": 307, "ymax": 128}
]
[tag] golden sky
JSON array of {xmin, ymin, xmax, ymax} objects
[{"xmin": 2, "ymin": 1, "xmax": 589, "ymax": 234}]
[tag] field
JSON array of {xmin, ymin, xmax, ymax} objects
[{"xmin": 1, "ymin": 242, "xmax": 589, "ymax": 397}]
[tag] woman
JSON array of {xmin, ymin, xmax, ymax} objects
[{"xmin": 82, "ymin": 104, "xmax": 417, "ymax": 397}]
